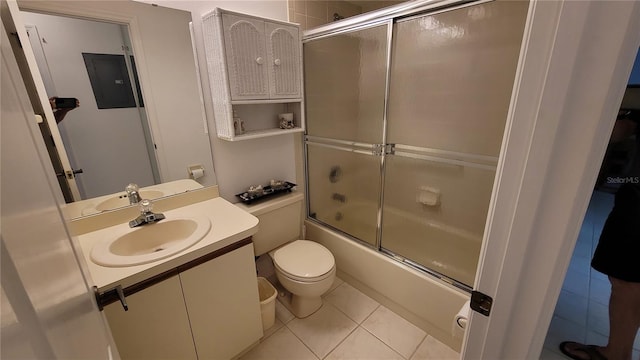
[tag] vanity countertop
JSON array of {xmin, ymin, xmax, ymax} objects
[{"xmin": 77, "ymin": 197, "xmax": 258, "ymax": 291}]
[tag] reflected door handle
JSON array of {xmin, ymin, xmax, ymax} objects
[
  {"xmin": 56, "ymin": 168, "xmax": 83, "ymax": 179},
  {"xmin": 66, "ymin": 168, "xmax": 84, "ymax": 179}
]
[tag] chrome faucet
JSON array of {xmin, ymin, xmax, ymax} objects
[
  {"xmin": 125, "ymin": 183, "xmax": 142, "ymax": 205},
  {"xmin": 129, "ymin": 199, "xmax": 165, "ymax": 228}
]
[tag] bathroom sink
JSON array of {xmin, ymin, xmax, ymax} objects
[
  {"xmin": 94, "ymin": 190, "xmax": 166, "ymax": 212},
  {"xmin": 91, "ymin": 215, "xmax": 211, "ymax": 267}
]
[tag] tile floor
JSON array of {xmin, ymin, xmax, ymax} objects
[
  {"xmin": 240, "ymin": 278, "xmax": 459, "ymax": 360},
  {"xmin": 540, "ymin": 191, "xmax": 640, "ymax": 359}
]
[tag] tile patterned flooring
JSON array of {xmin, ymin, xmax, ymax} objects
[
  {"xmin": 240, "ymin": 278, "xmax": 459, "ymax": 360},
  {"xmin": 540, "ymin": 191, "xmax": 640, "ymax": 360}
]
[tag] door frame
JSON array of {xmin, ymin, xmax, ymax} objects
[{"xmin": 464, "ymin": 0, "xmax": 640, "ymax": 358}]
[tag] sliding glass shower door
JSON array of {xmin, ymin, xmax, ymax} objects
[
  {"xmin": 381, "ymin": 1, "xmax": 528, "ymax": 287},
  {"xmin": 304, "ymin": 0, "xmax": 529, "ymax": 289},
  {"xmin": 305, "ymin": 24, "xmax": 389, "ymax": 246}
]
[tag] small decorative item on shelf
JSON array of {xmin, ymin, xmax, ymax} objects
[
  {"xmin": 278, "ymin": 113, "xmax": 295, "ymax": 129},
  {"xmin": 269, "ymin": 179, "xmax": 287, "ymax": 190},
  {"xmin": 233, "ymin": 109, "xmax": 245, "ymax": 135},
  {"xmin": 247, "ymin": 184, "xmax": 264, "ymax": 197},
  {"xmin": 236, "ymin": 181, "xmax": 296, "ymax": 204}
]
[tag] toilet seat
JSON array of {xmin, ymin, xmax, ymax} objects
[
  {"xmin": 274, "ymin": 262, "xmax": 335, "ymax": 282},
  {"xmin": 273, "ymin": 240, "xmax": 335, "ymax": 282}
]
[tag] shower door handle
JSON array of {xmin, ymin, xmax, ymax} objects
[
  {"xmin": 274, "ymin": 59, "xmax": 281, "ymax": 66},
  {"xmin": 255, "ymin": 57, "xmax": 264, "ymax": 65}
]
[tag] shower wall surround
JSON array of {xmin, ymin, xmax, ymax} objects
[{"xmin": 304, "ymin": 0, "xmax": 529, "ymax": 289}]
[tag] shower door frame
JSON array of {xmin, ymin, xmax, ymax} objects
[{"xmin": 302, "ymin": 0, "xmax": 511, "ymax": 293}]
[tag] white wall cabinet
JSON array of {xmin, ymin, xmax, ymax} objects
[
  {"xmin": 104, "ymin": 243, "xmax": 262, "ymax": 359},
  {"xmin": 203, "ymin": 9, "xmax": 305, "ymax": 141}
]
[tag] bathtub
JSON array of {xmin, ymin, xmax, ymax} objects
[
  {"xmin": 307, "ymin": 202, "xmax": 474, "ymax": 351},
  {"xmin": 312, "ymin": 201, "xmax": 482, "ymax": 287}
]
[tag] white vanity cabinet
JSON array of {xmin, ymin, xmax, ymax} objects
[
  {"xmin": 181, "ymin": 243, "xmax": 263, "ymax": 359},
  {"xmin": 104, "ymin": 276, "xmax": 197, "ymax": 360},
  {"xmin": 103, "ymin": 242, "xmax": 262, "ymax": 360},
  {"xmin": 203, "ymin": 9, "xmax": 305, "ymax": 141}
]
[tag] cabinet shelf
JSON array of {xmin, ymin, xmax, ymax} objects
[
  {"xmin": 231, "ymin": 99, "xmax": 302, "ymax": 105},
  {"xmin": 226, "ymin": 127, "xmax": 304, "ymax": 141}
]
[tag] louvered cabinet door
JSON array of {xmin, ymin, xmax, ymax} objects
[
  {"xmin": 222, "ymin": 14, "xmax": 269, "ymax": 100},
  {"xmin": 266, "ymin": 22, "xmax": 301, "ymax": 99}
]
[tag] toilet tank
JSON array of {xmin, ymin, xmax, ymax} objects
[{"xmin": 236, "ymin": 193, "xmax": 303, "ymax": 256}]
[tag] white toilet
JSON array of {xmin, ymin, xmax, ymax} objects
[
  {"xmin": 242, "ymin": 194, "xmax": 336, "ymax": 318},
  {"xmin": 271, "ymin": 240, "xmax": 335, "ymax": 317}
]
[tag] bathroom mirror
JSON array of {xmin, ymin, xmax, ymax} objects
[{"xmin": 13, "ymin": 0, "xmax": 216, "ymax": 219}]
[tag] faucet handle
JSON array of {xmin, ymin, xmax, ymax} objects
[
  {"xmin": 125, "ymin": 183, "xmax": 139, "ymax": 193},
  {"xmin": 139, "ymin": 199, "xmax": 153, "ymax": 214},
  {"xmin": 129, "ymin": 199, "xmax": 165, "ymax": 228}
]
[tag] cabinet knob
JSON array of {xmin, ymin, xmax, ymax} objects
[
  {"xmin": 274, "ymin": 59, "xmax": 281, "ymax": 66},
  {"xmin": 256, "ymin": 57, "xmax": 264, "ymax": 65}
]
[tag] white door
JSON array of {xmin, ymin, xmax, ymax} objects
[
  {"xmin": 4, "ymin": 0, "xmax": 81, "ymax": 201},
  {"xmin": 1, "ymin": 18, "xmax": 117, "ymax": 358},
  {"xmin": 462, "ymin": 0, "xmax": 640, "ymax": 358}
]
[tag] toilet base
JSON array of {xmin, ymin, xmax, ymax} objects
[
  {"xmin": 277, "ymin": 287, "xmax": 323, "ymax": 319},
  {"xmin": 290, "ymin": 295, "xmax": 323, "ymax": 318}
]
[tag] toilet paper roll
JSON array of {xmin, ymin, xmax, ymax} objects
[
  {"xmin": 452, "ymin": 300, "xmax": 470, "ymax": 337},
  {"xmin": 191, "ymin": 168, "xmax": 204, "ymax": 180}
]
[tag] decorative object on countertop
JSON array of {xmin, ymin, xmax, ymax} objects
[
  {"xmin": 247, "ymin": 184, "xmax": 264, "ymax": 197},
  {"xmin": 278, "ymin": 113, "xmax": 295, "ymax": 129},
  {"xmin": 236, "ymin": 181, "xmax": 296, "ymax": 204},
  {"xmin": 269, "ymin": 179, "xmax": 288, "ymax": 190}
]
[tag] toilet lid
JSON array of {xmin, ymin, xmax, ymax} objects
[{"xmin": 273, "ymin": 240, "xmax": 335, "ymax": 279}]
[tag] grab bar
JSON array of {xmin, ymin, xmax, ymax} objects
[
  {"xmin": 305, "ymin": 135, "xmax": 376, "ymax": 149},
  {"xmin": 306, "ymin": 140, "xmax": 376, "ymax": 156},
  {"xmin": 393, "ymin": 144, "xmax": 498, "ymax": 165},
  {"xmin": 392, "ymin": 150, "xmax": 497, "ymax": 171},
  {"xmin": 305, "ymin": 137, "xmax": 498, "ymax": 170}
]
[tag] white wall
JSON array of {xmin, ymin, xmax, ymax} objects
[
  {"xmin": 133, "ymin": 0, "xmax": 296, "ymax": 201},
  {"xmin": 21, "ymin": 12, "xmax": 156, "ymax": 199}
]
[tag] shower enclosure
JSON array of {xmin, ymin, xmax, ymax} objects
[{"xmin": 304, "ymin": 0, "xmax": 528, "ymax": 290}]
